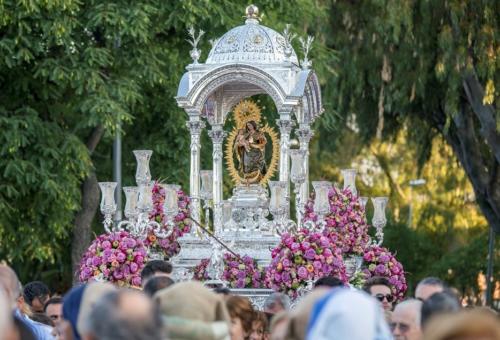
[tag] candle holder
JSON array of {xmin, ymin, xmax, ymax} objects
[
  {"xmin": 289, "ymin": 149, "xmax": 307, "ymax": 227},
  {"xmin": 343, "ymin": 254, "xmax": 364, "ymax": 279},
  {"xmin": 99, "ymin": 150, "xmax": 180, "ymax": 242},
  {"xmin": 133, "ymin": 150, "xmax": 152, "ymax": 186},
  {"xmin": 267, "ymin": 181, "xmax": 296, "ymax": 235},
  {"xmin": 221, "ymin": 200, "xmax": 236, "ymax": 233},
  {"xmin": 99, "ymin": 182, "xmax": 117, "ymax": 233},
  {"xmin": 341, "ymin": 169, "xmax": 357, "ymax": 196},
  {"xmin": 372, "ymin": 197, "xmax": 388, "ymax": 245},
  {"xmin": 161, "ymin": 184, "xmax": 180, "ymax": 232},
  {"xmin": 307, "ymin": 181, "xmax": 332, "ymax": 232}
]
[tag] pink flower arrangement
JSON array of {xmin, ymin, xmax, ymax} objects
[
  {"xmin": 143, "ymin": 182, "xmax": 192, "ymax": 258},
  {"xmin": 222, "ymin": 254, "xmax": 265, "ymax": 289},
  {"xmin": 191, "ymin": 255, "xmax": 266, "ymax": 289},
  {"xmin": 78, "ymin": 230, "xmax": 147, "ymax": 287},
  {"xmin": 362, "ymin": 245, "xmax": 407, "ymax": 301},
  {"xmin": 303, "ymin": 187, "xmax": 370, "ymax": 255},
  {"xmin": 266, "ymin": 229, "xmax": 347, "ymax": 298},
  {"xmin": 192, "ymin": 258, "xmax": 211, "ymax": 281}
]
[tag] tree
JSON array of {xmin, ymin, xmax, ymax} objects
[
  {"xmin": 0, "ymin": 0, "xmax": 335, "ymax": 287},
  {"xmin": 324, "ymin": 0, "xmax": 500, "ymax": 233}
]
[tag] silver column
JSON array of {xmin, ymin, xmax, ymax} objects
[
  {"xmin": 187, "ymin": 119, "xmax": 205, "ymax": 228},
  {"xmin": 277, "ymin": 119, "xmax": 294, "ymax": 183},
  {"xmin": 297, "ymin": 125, "xmax": 314, "ymax": 205},
  {"xmin": 208, "ymin": 125, "xmax": 226, "ymax": 234}
]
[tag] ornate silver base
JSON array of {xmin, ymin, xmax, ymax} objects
[
  {"xmin": 228, "ymin": 185, "xmax": 269, "ymax": 231},
  {"xmin": 228, "ymin": 288, "xmax": 274, "ymax": 311},
  {"xmin": 171, "ymin": 233, "xmax": 280, "ymax": 281}
]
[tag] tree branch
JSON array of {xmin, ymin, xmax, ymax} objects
[
  {"xmin": 462, "ymin": 72, "xmax": 500, "ymax": 163},
  {"xmin": 86, "ymin": 125, "xmax": 104, "ymax": 154}
]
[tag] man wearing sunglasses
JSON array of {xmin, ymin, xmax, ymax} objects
[
  {"xmin": 363, "ymin": 276, "xmax": 394, "ymax": 312},
  {"xmin": 390, "ymin": 299, "xmax": 423, "ymax": 340}
]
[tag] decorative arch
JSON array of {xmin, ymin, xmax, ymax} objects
[{"xmin": 184, "ymin": 64, "xmax": 289, "ymax": 118}]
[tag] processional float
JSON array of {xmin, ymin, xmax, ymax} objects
[{"xmin": 96, "ymin": 5, "xmax": 390, "ymax": 307}]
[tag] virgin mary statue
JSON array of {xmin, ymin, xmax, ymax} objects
[{"xmin": 234, "ymin": 120, "xmax": 267, "ymax": 184}]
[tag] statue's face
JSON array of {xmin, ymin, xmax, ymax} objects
[{"xmin": 246, "ymin": 122, "xmax": 254, "ymax": 131}]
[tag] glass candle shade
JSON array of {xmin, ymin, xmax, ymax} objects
[
  {"xmin": 341, "ymin": 169, "xmax": 357, "ymax": 196},
  {"xmin": 359, "ymin": 196, "xmax": 369, "ymax": 210},
  {"xmin": 133, "ymin": 150, "xmax": 153, "ymax": 186},
  {"xmin": 312, "ymin": 181, "xmax": 332, "ymax": 216},
  {"xmin": 99, "ymin": 182, "xmax": 117, "ymax": 215},
  {"xmin": 289, "ymin": 149, "xmax": 306, "ymax": 184},
  {"xmin": 138, "ymin": 182, "xmax": 154, "ymax": 213},
  {"xmin": 268, "ymin": 181, "xmax": 287, "ymax": 212},
  {"xmin": 372, "ymin": 197, "xmax": 388, "ymax": 228},
  {"xmin": 162, "ymin": 184, "xmax": 179, "ymax": 216},
  {"xmin": 123, "ymin": 186, "xmax": 139, "ymax": 219},
  {"xmin": 200, "ymin": 170, "xmax": 213, "ymax": 200},
  {"xmin": 222, "ymin": 200, "xmax": 232, "ymax": 224}
]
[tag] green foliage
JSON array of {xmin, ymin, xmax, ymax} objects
[{"xmin": 0, "ymin": 0, "xmax": 337, "ymax": 287}]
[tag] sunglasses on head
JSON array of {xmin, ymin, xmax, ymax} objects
[
  {"xmin": 390, "ymin": 322, "xmax": 410, "ymax": 333},
  {"xmin": 374, "ymin": 293, "xmax": 394, "ymax": 303}
]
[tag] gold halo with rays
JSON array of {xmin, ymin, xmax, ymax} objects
[
  {"xmin": 233, "ymin": 100, "xmax": 262, "ymax": 129},
  {"xmin": 225, "ymin": 100, "xmax": 280, "ymax": 186}
]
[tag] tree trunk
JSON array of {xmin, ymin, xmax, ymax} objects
[
  {"xmin": 438, "ymin": 93, "xmax": 500, "ymax": 234},
  {"xmin": 71, "ymin": 126, "xmax": 104, "ymax": 283},
  {"xmin": 71, "ymin": 171, "xmax": 99, "ymax": 282}
]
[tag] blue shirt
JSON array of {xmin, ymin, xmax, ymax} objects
[{"xmin": 14, "ymin": 309, "xmax": 54, "ymax": 340}]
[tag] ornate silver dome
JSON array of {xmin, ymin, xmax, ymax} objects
[{"xmin": 206, "ymin": 8, "xmax": 299, "ymax": 65}]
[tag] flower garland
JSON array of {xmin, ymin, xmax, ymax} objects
[
  {"xmin": 191, "ymin": 255, "xmax": 267, "ymax": 289},
  {"xmin": 266, "ymin": 229, "xmax": 347, "ymax": 298},
  {"xmin": 78, "ymin": 231, "xmax": 147, "ymax": 287},
  {"xmin": 303, "ymin": 187, "xmax": 370, "ymax": 255},
  {"xmin": 362, "ymin": 245, "xmax": 407, "ymax": 301},
  {"xmin": 143, "ymin": 182, "xmax": 192, "ymax": 258}
]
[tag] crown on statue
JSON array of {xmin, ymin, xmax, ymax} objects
[{"xmin": 233, "ymin": 100, "xmax": 262, "ymax": 129}]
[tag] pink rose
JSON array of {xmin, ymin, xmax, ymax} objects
[{"xmin": 297, "ymin": 266, "xmax": 308, "ymax": 279}]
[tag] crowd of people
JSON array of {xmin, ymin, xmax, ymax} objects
[{"xmin": 1, "ymin": 260, "xmax": 499, "ymax": 340}]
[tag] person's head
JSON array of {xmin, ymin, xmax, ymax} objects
[
  {"xmin": 155, "ymin": 281, "xmax": 230, "ymax": 339},
  {"xmin": 83, "ymin": 290, "xmax": 163, "ymax": 340},
  {"xmin": 143, "ymin": 276, "xmax": 175, "ymax": 297},
  {"xmin": 270, "ymin": 311, "xmax": 289, "ymax": 340},
  {"xmin": 420, "ymin": 290, "xmax": 460, "ymax": 329},
  {"xmin": 44, "ymin": 297, "xmax": 63, "ymax": 327},
  {"xmin": 263, "ymin": 293, "xmax": 291, "ymax": 314},
  {"xmin": 62, "ymin": 284, "xmax": 87, "ymax": 340},
  {"xmin": 363, "ymin": 276, "xmax": 394, "ymax": 311},
  {"xmin": 307, "ymin": 288, "xmax": 392, "ymax": 340},
  {"xmin": 226, "ymin": 295, "xmax": 255, "ymax": 340},
  {"xmin": 23, "ymin": 281, "xmax": 50, "ymax": 313},
  {"xmin": 77, "ymin": 282, "xmax": 116, "ymax": 338},
  {"xmin": 246, "ymin": 120, "xmax": 257, "ymax": 132},
  {"xmin": 391, "ymin": 299, "xmax": 423, "ymax": 340},
  {"xmin": 314, "ymin": 276, "xmax": 345, "ymax": 289},
  {"xmin": 140, "ymin": 260, "xmax": 172, "ymax": 286},
  {"xmin": 0, "ymin": 264, "xmax": 21, "ymax": 309},
  {"xmin": 250, "ymin": 311, "xmax": 269, "ymax": 340},
  {"xmin": 424, "ymin": 308, "xmax": 500, "ymax": 340},
  {"xmin": 415, "ymin": 277, "xmax": 446, "ymax": 301},
  {"xmin": 284, "ymin": 287, "xmax": 331, "ymax": 340}
]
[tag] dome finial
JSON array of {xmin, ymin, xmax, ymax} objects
[{"xmin": 245, "ymin": 4, "xmax": 260, "ymax": 22}]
